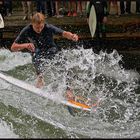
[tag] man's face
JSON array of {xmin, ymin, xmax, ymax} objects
[{"xmin": 32, "ymin": 23, "xmax": 44, "ymax": 34}]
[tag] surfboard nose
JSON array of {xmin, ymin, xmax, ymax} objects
[{"xmin": 0, "ymin": 14, "xmax": 4, "ymax": 29}]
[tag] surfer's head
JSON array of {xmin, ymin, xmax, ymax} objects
[{"xmin": 31, "ymin": 12, "xmax": 45, "ymax": 34}]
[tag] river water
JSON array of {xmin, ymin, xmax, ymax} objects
[{"xmin": 0, "ymin": 46, "xmax": 140, "ymax": 138}]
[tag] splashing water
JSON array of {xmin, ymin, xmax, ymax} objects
[
  {"xmin": 0, "ymin": 49, "xmax": 31, "ymax": 71},
  {"xmin": 43, "ymin": 47, "xmax": 139, "ymax": 100},
  {"xmin": 0, "ymin": 119, "xmax": 19, "ymax": 138},
  {"xmin": 0, "ymin": 47, "xmax": 140, "ymax": 138}
]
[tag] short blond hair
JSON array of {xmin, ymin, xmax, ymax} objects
[{"xmin": 31, "ymin": 12, "xmax": 45, "ymax": 24}]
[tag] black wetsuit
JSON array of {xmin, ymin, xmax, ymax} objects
[
  {"xmin": 87, "ymin": 0, "xmax": 108, "ymax": 40},
  {"xmin": 136, "ymin": 0, "xmax": 140, "ymax": 13},
  {"xmin": 15, "ymin": 23, "xmax": 64, "ymax": 75}
]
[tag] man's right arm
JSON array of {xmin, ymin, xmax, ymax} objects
[
  {"xmin": 11, "ymin": 25, "xmax": 35, "ymax": 52},
  {"xmin": 11, "ymin": 42, "xmax": 35, "ymax": 52}
]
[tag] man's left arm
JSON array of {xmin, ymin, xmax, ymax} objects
[
  {"xmin": 62, "ymin": 31, "xmax": 79, "ymax": 42},
  {"xmin": 50, "ymin": 24, "xmax": 79, "ymax": 42}
]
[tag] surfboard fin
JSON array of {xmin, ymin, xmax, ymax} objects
[{"xmin": 67, "ymin": 106, "xmax": 75, "ymax": 117}]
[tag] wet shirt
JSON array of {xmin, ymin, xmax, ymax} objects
[{"xmin": 15, "ymin": 23, "xmax": 64, "ymax": 53}]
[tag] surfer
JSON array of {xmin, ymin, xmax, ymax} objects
[
  {"xmin": 11, "ymin": 12, "xmax": 78, "ymax": 88},
  {"xmin": 87, "ymin": 0, "xmax": 108, "ymax": 50}
]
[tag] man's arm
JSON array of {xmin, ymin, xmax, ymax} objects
[
  {"xmin": 11, "ymin": 42, "xmax": 35, "ymax": 52},
  {"xmin": 49, "ymin": 24, "xmax": 78, "ymax": 41},
  {"xmin": 62, "ymin": 31, "xmax": 78, "ymax": 42}
]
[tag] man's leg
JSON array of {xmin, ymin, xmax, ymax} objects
[
  {"xmin": 22, "ymin": 2, "xmax": 28, "ymax": 20},
  {"xmin": 32, "ymin": 54, "xmax": 46, "ymax": 88},
  {"xmin": 27, "ymin": 1, "xmax": 32, "ymax": 19},
  {"xmin": 120, "ymin": 0, "xmax": 125, "ymax": 14},
  {"xmin": 126, "ymin": 0, "xmax": 131, "ymax": 14},
  {"xmin": 65, "ymin": 87, "xmax": 75, "ymax": 100},
  {"xmin": 36, "ymin": 73, "xmax": 45, "ymax": 88}
]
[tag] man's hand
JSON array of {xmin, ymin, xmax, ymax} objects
[
  {"xmin": 71, "ymin": 34, "xmax": 78, "ymax": 41},
  {"xmin": 26, "ymin": 43, "xmax": 35, "ymax": 52},
  {"xmin": 63, "ymin": 31, "xmax": 79, "ymax": 42},
  {"xmin": 11, "ymin": 42, "xmax": 35, "ymax": 52}
]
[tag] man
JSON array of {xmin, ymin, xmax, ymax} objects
[
  {"xmin": 87, "ymin": 0, "xmax": 108, "ymax": 52},
  {"xmin": 11, "ymin": 12, "xmax": 78, "ymax": 88},
  {"xmin": 120, "ymin": 0, "xmax": 131, "ymax": 15},
  {"xmin": 87, "ymin": 0, "xmax": 108, "ymax": 37}
]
